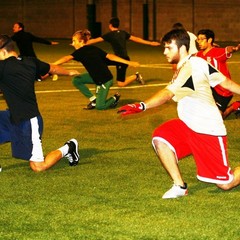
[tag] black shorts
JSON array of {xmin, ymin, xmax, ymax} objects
[
  {"xmin": 105, "ymin": 56, "xmax": 130, "ymax": 82},
  {"xmin": 211, "ymin": 87, "xmax": 233, "ymax": 112},
  {"xmin": 115, "ymin": 62, "xmax": 128, "ymax": 82}
]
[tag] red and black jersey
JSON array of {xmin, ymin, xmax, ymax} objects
[{"xmin": 196, "ymin": 47, "xmax": 232, "ymax": 97}]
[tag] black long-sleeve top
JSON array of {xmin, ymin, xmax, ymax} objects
[{"xmin": 11, "ymin": 30, "xmax": 51, "ymax": 57}]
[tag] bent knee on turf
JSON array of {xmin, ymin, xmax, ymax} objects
[
  {"xmin": 117, "ymin": 81, "xmax": 127, "ymax": 87},
  {"xmin": 216, "ymin": 183, "xmax": 233, "ymax": 191},
  {"xmin": 95, "ymin": 105, "xmax": 107, "ymax": 110},
  {"xmin": 29, "ymin": 161, "xmax": 46, "ymax": 172}
]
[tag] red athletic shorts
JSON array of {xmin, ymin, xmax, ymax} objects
[{"xmin": 152, "ymin": 119, "xmax": 233, "ymax": 184}]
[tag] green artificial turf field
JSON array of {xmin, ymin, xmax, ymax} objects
[{"xmin": 0, "ymin": 40, "xmax": 239, "ymax": 239}]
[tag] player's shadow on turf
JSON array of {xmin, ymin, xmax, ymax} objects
[
  {"xmin": 186, "ymin": 181, "xmax": 239, "ymax": 196},
  {"xmin": 119, "ymin": 99, "xmax": 141, "ymax": 106},
  {"xmin": 1, "ymin": 147, "xmax": 136, "ymax": 171},
  {"xmin": 2, "ymin": 161, "xmax": 29, "ymax": 170},
  {"xmin": 55, "ymin": 147, "xmax": 137, "ymax": 169},
  {"xmin": 80, "ymin": 147, "xmax": 135, "ymax": 161},
  {"xmin": 224, "ymin": 113, "xmax": 239, "ymax": 120}
]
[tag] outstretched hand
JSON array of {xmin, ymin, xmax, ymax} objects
[
  {"xmin": 234, "ymin": 43, "xmax": 240, "ymax": 51},
  {"xmin": 51, "ymin": 41, "xmax": 59, "ymax": 45},
  {"xmin": 117, "ymin": 102, "xmax": 146, "ymax": 116},
  {"xmin": 129, "ymin": 61, "xmax": 140, "ymax": 68},
  {"xmin": 150, "ymin": 41, "xmax": 161, "ymax": 46},
  {"xmin": 69, "ymin": 70, "xmax": 80, "ymax": 76},
  {"xmin": 227, "ymin": 44, "xmax": 240, "ymax": 53}
]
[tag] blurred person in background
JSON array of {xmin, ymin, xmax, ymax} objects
[
  {"xmin": 196, "ymin": 29, "xmax": 240, "ymax": 119},
  {"xmin": 87, "ymin": 17, "xmax": 160, "ymax": 87},
  {"xmin": 11, "ymin": 22, "xmax": 59, "ymax": 81}
]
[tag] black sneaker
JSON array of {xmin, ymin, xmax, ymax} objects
[
  {"xmin": 64, "ymin": 139, "xmax": 79, "ymax": 166},
  {"xmin": 136, "ymin": 72, "xmax": 145, "ymax": 85},
  {"xmin": 83, "ymin": 99, "xmax": 96, "ymax": 110},
  {"xmin": 111, "ymin": 92, "xmax": 121, "ymax": 108},
  {"xmin": 235, "ymin": 110, "xmax": 240, "ymax": 118}
]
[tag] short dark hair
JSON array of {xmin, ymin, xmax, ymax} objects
[
  {"xmin": 172, "ymin": 22, "xmax": 185, "ymax": 30},
  {"xmin": 16, "ymin": 22, "xmax": 25, "ymax": 31},
  {"xmin": 162, "ymin": 29, "xmax": 190, "ymax": 52},
  {"xmin": 0, "ymin": 35, "xmax": 14, "ymax": 51},
  {"xmin": 197, "ymin": 29, "xmax": 215, "ymax": 43},
  {"xmin": 109, "ymin": 17, "xmax": 120, "ymax": 28}
]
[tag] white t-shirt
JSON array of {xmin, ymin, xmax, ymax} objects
[{"xmin": 167, "ymin": 55, "xmax": 227, "ymax": 136}]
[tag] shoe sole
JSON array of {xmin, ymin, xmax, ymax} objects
[
  {"xmin": 69, "ymin": 138, "xmax": 79, "ymax": 165},
  {"xmin": 83, "ymin": 107, "xmax": 96, "ymax": 110},
  {"xmin": 138, "ymin": 76, "xmax": 145, "ymax": 85},
  {"xmin": 162, "ymin": 189, "xmax": 188, "ymax": 199}
]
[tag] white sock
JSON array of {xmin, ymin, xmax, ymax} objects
[
  {"xmin": 90, "ymin": 96, "xmax": 96, "ymax": 102},
  {"xmin": 58, "ymin": 144, "xmax": 69, "ymax": 157}
]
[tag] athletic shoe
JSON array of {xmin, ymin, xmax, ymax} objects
[
  {"xmin": 83, "ymin": 99, "xmax": 96, "ymax": 110},
  {"xmin": 110, "ymin": 92, "xmax": 121, "ymax": 108},
  {"xmin": 64, "ymin": 139, "xmax": 79, "ymax": 166},
  {"xmin": 235, "ymin": 110, "xmax": 240, "ymax": 118},
  {"xmin": 162, "ymin": 183, "xmax": 188, "ymax": 199},
  {"xmin": 52, "ymin": 74, "xmax": 58, "ymax": 81},
  {"xmin": 136, "ymin": 72, "xmax": 145, "ymax": 85},
  {"xmin": 231, "ymin": 101, "xmax": 240, "ymax": 111}
]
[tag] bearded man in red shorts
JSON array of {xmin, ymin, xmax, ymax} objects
[{"xmin": 118, "ymin": 29, "xmax": 240, "ymax": 199}]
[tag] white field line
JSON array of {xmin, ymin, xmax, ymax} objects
[
  {"xmin": 33, "ymin": 61, "xmax": 240, "ymax": 94},
  {"xmin": 35, "ymin": 82, "xmax": 168, "ymax": 94},
  {"xmin": 62, "ymin": 63, "xmax": 172, "ymax": 69},
  {"xmin": 140, "ymin": 64, "xmax": 172, "ymax": 69},
  {"xmin": 34, "ymin": 63, "xmax": 171, "ymax": 94},
  {"xmin": 62, "ymin": 61, "xmax": 240, "ymax": 68}
]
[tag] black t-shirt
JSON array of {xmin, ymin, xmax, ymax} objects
[
  {"xmin": 0, "ymin": 56, "xmax": 50, "ymax": 123},
  {"xmin": 102, "ymin": 30, "xmax": 131, "ymax": 58},
  {"xmin": 11, "ymin": 30, "xmax": 51, "ymax": 57},
  {"xmin": 71, "ymin": 45, "xmax": 113, "ymax": 85}
]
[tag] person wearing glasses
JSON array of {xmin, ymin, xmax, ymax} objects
[{"xmin": 196, "ymin": 29, "xmax": 240, "ymax": 119}]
